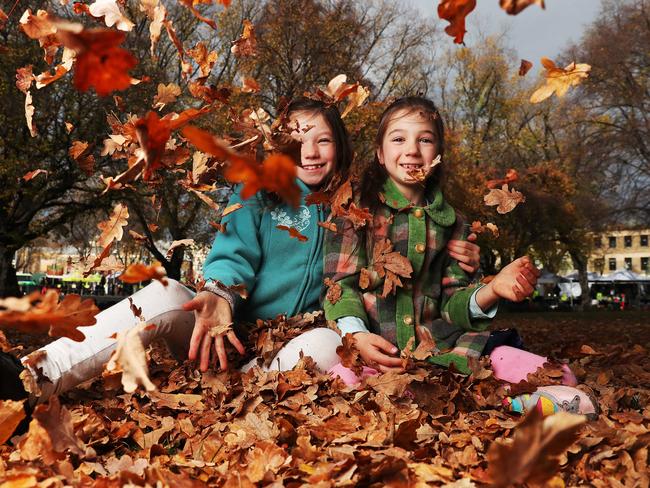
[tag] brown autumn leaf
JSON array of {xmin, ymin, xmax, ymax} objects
[
  {"xmin": 530, "ymin": 57, "xmax": 591, "ymax": 103},
  {"xmin": 371, "ymin": 239, "xmax": 413, "ymax": 298},
  {"xmin": 32, "ymin": 396, "xmax": 86, "ymax": 457},
  {"xmin": 135, "ymin": 111, "xmax": 172, "ymax": 180},
  {"xmin": 318, "ymin": 221, "xmax": 337, "ymax": 233},
  {"xmin": 519, "ymin": 59, "xmax": 533, "ymax": 76},
  {"xmin": 470, "ymin": 221, "xmax": 499, "ymax": 237},
  {"xmin": 153, "ymin": 82, "xmax": 181, "ymax": 110},
  {"xmin": 336, "ymin": 333, "xmax": 364, "ymax": 377},
  {"xmin": 166, "ymin": 239, "xmax": 195, "ymax": 258},
  {"xmin": 276, "ymin": 225, "xmax": 308, "ymax": 242},
  {"xmin": 22, "ymin": 169, "xmax": 48, "ymax": 181},
  {"xmin": 88, "ymin": 0, "xmax": 135, "ymax": 31},
  {"xmin": 178, "ymin": 0, "xmax": 218, "ymax": 30},
  {"xmin": 119, "ymin": 262, "xmax": 168, "ymax": 285},
  {"xmin": 486, "ymin": 410, "xmax": 586, "ymax": 487},
  {"xmin": 97, "ymin": 203, "xmax": 129, "ymax": 248},
  {"xmin": 210, "ymin": 221, "xmax": 228, "ymax": 233},
  {"xmin": 241, "ymin": 76, "xmax": 260, "ymax": 93},
  {"xmin": 359, "ymin": 267, "xmax": 372, "ymax": 290},
  {"xmin": 231, "ymin": 19, "xmax": 257, "ymax": 57},
  {"xmin": 345, "ymin": 203, "xmax": 373, "ymax": 230},
  {"xmin": 189, "ymin": 188, "xmax": 221, "ymax": 212},
  {"xmin": 222, "ymin": 203, "xmax": 243, "ymax": 217},
  {"xmin": 0, "ymin": 9, "xmax": 7, "ymax": 31},
  {"xmin": 69, "ymin": 140, "xmax": 95, "ymax": 175},
  {"xmin": 0, "ymin": 400, "xmax": 26, "ymax": 444},
  {"xmin": 16, "ymin": 65, "xmax": 34, "ymax": 93},
  {"xmin": 84, "ymin": 241, "xmax": 114, "ymax": 277},
  {"xmin": 106, "ymin": 321, "xmax": 156, "ymax": 392},
  {"xmin": 187, "ymin": 41, "xmax": 218, "ymax": 78},
  {"xmin": 486, "ymin": 168, "xmax": 519, "ymax": 189},
  {"xmin": 437, "ymin": 0, "xmax": 477, "ymax": 44},
  {"xmin": 500, "ymin": 0, "xmax": 545, "ymax": 15},
  {"xmin": 56, "ymin": 27, "xmax": 138, "ymax": 97},
  {"xmin": 330, "ymin": 179, "xmax": 352, "ymax": 217},
  {"xmin": 34, "ymin": 62, "xmax": 71, "ymax": 88},
  {"xmin": 365, "ymin": 370, "xmax": 412, "ymax": 397},
  {"xmin": 305, "ymin": 191, "xmax": 330, "ymax": 206},
  {"xmin": 0, "ymin": 290, "xmax": 99, "ymax": 341},
  {"xmin": 323, "ymin": 278, "xmax": 342, "ymax": 304},
  {"xmin": 24, "ymin": 90, "xmax": 37, "ymax": 137},
  {"xmin": 484, "ymin": 184, "xmax": 526, "ymax": 214}
]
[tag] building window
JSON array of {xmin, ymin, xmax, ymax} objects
[
  {"xmin": 594, "ymin": 258, "xmax": 605, "ymax": 274},
  {"xmin": 641, "ymin": 235, "xmax": 648, "ymax": 247},
  {"xmin": 609, "ymin": 258, "xmax": 617, "ymax": 271},
  {"xmin": 624, "ymin": 257, "xmax": 632, "ymax": 270},
  {"xmin": 594, "ymin": 236, "xmax": 602, "ymax": 248},
  {"xmin": 624, "ymin": 235, "xmax": 632, "ymax": 247},
  {"xmin": 641, "ymin": 257, "xmax": 649, "ymax": 272},
  {"xmin": 609, "ymin": 236, "xmax": 617, "ymax": 248}
]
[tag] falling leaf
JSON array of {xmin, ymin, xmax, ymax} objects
[
  {"xmin": 189, "ymin": 188, "xmax": 221, "ymax": 212},
  {"xmin": 88, "ymin": 0, "xmax": 135, "ymax": 31},
  {"xmin": 486, "ymin": 168, "xmax": 519, "ymax": 189},
  {"xmin": 22, "ymin": 169, "xmax": 48, "ymax": 181},
  {"xmin": 437, "ymin": 0, "xmax": 477, "ymax": 44},
  {"xmin": 470, "ymin": 221, "xmax": 499, "ymax": 237},
  {"xmin": 345, "ymin": 203, "xmax": 373, "ymax": 230},
  {"xmin": 519, "ymin": 59, "xmax": 533, "ymax": 76},
  {"xmin": 487, "ymin": 410, "xmax": 585, "ymax": 487},
  {"xmin": 0, "ymin": 290, "xmax": 99, "ymax": 341},
  {"xmin": 24, "ymin": 90, "xmax": 37, "ymax": 137},
  {"xmin": 210, "ymin": 221, "xmax": 228, "ymax": 233},
  {"xmin": 0, "ymin": 400, "xmax": 26, "ymax": 444},
  {"xmin": 166, "ymin": 239, "xmax": 194, "ymax": 257},
  {"xmin": 222, "ymin": 203, "xmax": 243, "ymax": 217},
  {"xmin": 34, "ymin": 63, "xmax": 71, "ymax": 88},
  {"xmin": 187, "ymin": 41, "xmax": 218, "ymax": 78},
  {"xmin": 530, "ymin": 57, "xmax": 591, "ymax": 104},
  {"xmin": 97, "ymin": 203, "xmax": 129, "ymax": 248},
  {"xmin": 16, "ymin": 65, "xmax": 34, "ymax": 93},
  {"xmin": 241, "ymin": 76, "xmax": 260, "ymax": 93},
  {"xmin": 153, "ymin": 83, "xmax": 181, "ymax": 110},
  {"xmin": 276, "ymin": 225, "xmax": 308, "ymax": 242},
  {"xmin": 69, "ymin": 140, "xmax": 95, "ymax": 175},
  {"xmin": 178, "ymin": 0, "xmax": 218, "ymax": 29},
  {"xmin": 324, "ymin": 278, "xmax": 342, "ymax": 304},
  {"xmin": 135, "ymin": 111, "xmax": 171, "ymax": 180},
  {"xmin": 56, "ymin": 26, "xmax": 138, "ymax": 96},
  {"xmin": 500, "ymin": 0, "xmax": 545, "ymax": 15},
  {"xmin": 359, "ymin": 267, "xmax": 372, "ymax": 290},
  {"xmin": 140, "ymin": 0, "xmax": 166, "ymax": 56},
  {"xmin": 120, "ymin": 262, "xmax": 168, "ymax": 285},
  {"xmin": 106, "ymin": 321, "xmax": 156, "ymax": 392},
  {"xmin": 231, "ymin": 19, "xmax": 257, "ymax": 57},
  {"xmin": 84, "ymin": 241, "xmax": 114, "ymax": 277},
  {"xmin": 484, "ymin": 184, "xmax": 526, "ymax": 214}
]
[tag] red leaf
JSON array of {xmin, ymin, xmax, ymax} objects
[
  {"xmin": 276, "ymin": 225, "xmax": 308, "ymax": 242},
  {"xmin": 438, "ymin": 0, "xmax": 477, "ymax": 44}
]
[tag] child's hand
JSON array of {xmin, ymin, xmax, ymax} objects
[
  {"xmin": 478, "ymin": 256, "xmax": 540, "ymax": 308},
  {"xmin": 447, "ymin": 232, "xmax": 481, "ymax": 274},
  {"xmin": 353, "ymin": 332, "xmax": 404, "ymax": 372}
]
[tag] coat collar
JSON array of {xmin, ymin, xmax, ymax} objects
[{"xmin": 380, "ymin": 178, "xmax": 456, "ymax": 227}]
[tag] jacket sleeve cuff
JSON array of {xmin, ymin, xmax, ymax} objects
[
  {"xmin": 202, "ymin": 281, "xmax": 236, "ymax": 313},
  {"xmin": 324, "ymin": 297, "xmax": 369, "ymax": 324},
  {"xmin": 469, "ymin": 285, "xmax": 498, "ymax": 319},
  {"xmin": 337, "ymin": 316, "xmax": 369, "ymax": 336}
]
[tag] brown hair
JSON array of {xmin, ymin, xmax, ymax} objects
[{"xmin": 359, "ymin": 96, "xmax": 445, "ymax": 209}]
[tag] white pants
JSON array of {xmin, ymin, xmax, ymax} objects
[{"xmin": 24, "ymin": 280, "xmax": 342, "ymax": 402}]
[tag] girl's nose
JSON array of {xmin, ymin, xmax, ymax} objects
[
  {"xmin": 405, "ymin": 139, "xmax": 421, "ymax": 156},
  {"xmin": 302, "ymin": 141, "xmax": 320, "ymax": 160}
]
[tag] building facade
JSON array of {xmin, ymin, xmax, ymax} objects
[{"xmin": 589, "ymin": 228, "xmax": 650, "ymax": 275}]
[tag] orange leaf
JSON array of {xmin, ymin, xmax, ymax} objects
[
  {"xmin": 135, "ymin": 111, "xmax": 171, "ymax": 180},
  {"xmin": 241, "ymin": 76, "xmax": 260, "ymax": 93},
  {"xmin": 84, "ymin": 241, "xmax": 114, "ymax": 277},
  {"xmin": 69, "ymin": 140, "xmax": 95, "ymax": 175},
  {"xmin": 231, "ymin": 19, "xmax": 257, "ymax": 57},
  {"xmin": 438, "ymin": 0, "xmax": 477, "ymax": 44},
  {"xmin": 306, "ymin": 191, "xmax": 330, "ymax": 206},
  {"xmin": 0, "ymin": 400, "xmax": 26, "ymax": 444},
  {"xmin": 276, "ymin": 225, "xmax": 308, "ymax": 242},
  {"xmin": 324, "ymin": 278, "xmax": 342, "ymax": 304},
  {"xmin": 16, "ymin": 65, "xmax": 34, "ymax": 94},
  {"xmin": 209, "ymin": 221, "xmax": 228, "ymax": 233},
  {"xmin": 345, "ymin": 203, "xmax": 373, "ymax": 230},
  {"xmin": 530, "ymin": 57, "xmax": 591, "ymax": 103},
  {"xmin": 97, "ymin": 203, "xmax": 129, "ymax": 248},
  {"xmin": 222, "ymin": 203, "xmax": 243, "ymax": 217},
  {"xmin": 120, "ymin": 262, "xmax": 168, "ymax": 285},
  {"xmin": 484, "ymin": 184, "xmax": 526, "ymax": 214},
  {"xmin": 22, "ymin": 169, "xmax": 48, "ymax": 181},
  {"xmin": 499, "ymin": 0, "xmax": 545, "ymax": 15},
  {"xmin": 56, "ymin": 28, "xmax": 138, "ymax": 97},
  {"xmin": 335, "ymin": 333, "xmax": 364, "ymax": 376},
  {"xmin": 318, "ymin": 221, "xmax": 337, "ymax": 233}
]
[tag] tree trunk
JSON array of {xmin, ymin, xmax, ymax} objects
[
  {"xmin": 570, "ymin": 250, "xmax": 591, "ymax": 311},
  {"xmin": 0, "ymin": 246, "xmax": 20, "ymax": 298},
  {"xmin": 164, "ymin": 248, "xmax": 185, "ymax": 281}
]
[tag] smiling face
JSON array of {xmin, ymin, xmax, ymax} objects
[
  {"xmin": 290, "ymin": 110, "xmax": 337, "ymax": 188},
  {"xmin": 376, "ymin": 108, "xmax": 441, "ymax": 204}
]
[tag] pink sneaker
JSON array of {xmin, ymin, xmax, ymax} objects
[
  {"xmin": 328, "ymin": 363, "xmax": 378, "ymax": 386},
  {"xmin": 503, "ymin": 385, "xmax": 598, "ymax": 419}
]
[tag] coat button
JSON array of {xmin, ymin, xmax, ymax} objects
[
  {"xmin": 413, "ymin": 208, "xmax": 424, "ymax": 218},
  {"xmin": 415, "ymin": 243, "xmax": 426, "ymax": 253},
  {"xmin": 403, "ymin": 315, "xmax": 413, "ymax": 325}
]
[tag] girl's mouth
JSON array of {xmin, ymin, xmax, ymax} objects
[
  {"xmin": 301, "ymin": 163, "xmax": 327, "ymax": 171},
  {"xmin": 399, "ymin": 163, "xmax": 424, "ymax": 170}
]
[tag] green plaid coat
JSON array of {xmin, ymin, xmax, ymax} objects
[{"xmin": 323, "ymin": 178, "xmax": 492, "ymax": 374}]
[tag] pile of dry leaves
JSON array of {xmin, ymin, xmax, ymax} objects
[{"xmin": 1, "ymin": 311, "xmax": 648, "ymax": 487}]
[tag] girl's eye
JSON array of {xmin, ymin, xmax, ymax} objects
[
  {"xmin": 391, "ymin": 137, "xmax": 405, "ymax": 143},
  {"xmin": 318, "ymin": 138, "xmax": 332, "ymax": 144},
  {"xmin": 420, "ymin": 138, "xmax": 434, "ymax": 144}
]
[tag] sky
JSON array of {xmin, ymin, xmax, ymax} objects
[{"xmin": 412, "ymin": 0, "xmax": 603, "ymax": 71}]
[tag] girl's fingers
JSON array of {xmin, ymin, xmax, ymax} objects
[
  {"xmin": 182, "ymin": 296, "xmax": 202, "ymax": 312},
  {"xmin": 199, "ymin": 332, "xmax": 212, "ymax": 372},
  {"xmin": 371, "ymin": 335, "xmax": 399, "ymax": 355},
  {"xmin": 367, "ymin": 349, "xmax": 403, "ymax": 367},
  {"xmin": 378, "ymin": 364, "xmax": 405, "ymax": 373},
  {"xmin": 227, "ymin": 331, "xmax": 245, "ymax": 355},
  {"xmin": 467, "ymin": 232, "xmax": 478, "ymax": 242},
  {"xmin": 458, "ymin": 262, "xmax": 476, "ymax": 274},
  {"xmin": 214, "ymin": 335, "xmax": 228, "ymax": 371},
  {"xmin": 188, "ymin": 317, "xmax": 204, "ymax": 361}
]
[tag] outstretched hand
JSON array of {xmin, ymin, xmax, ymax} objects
[
  {"xmin": 476, "ymin": 256, "xmax": 541, "ymax": 310},
  {"xmin": 447, "ymin": 232, "xmax": 481, "ymax": 274},
  {"xmin": 353, "ymin": 332, "xmax": 404, "ymax": 373},
  {"xmin": 183, "ymin": 291, "xmax": 245, "ymax": 372}
]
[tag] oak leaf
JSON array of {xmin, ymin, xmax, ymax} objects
[
  {"xmin": 372, "ymin": 239, "xmax": 413, "ymax": 298},
  {"xmin": 530, "ymin": 57, "xmax": 591, "ymax": 104},
  {"xmin": 345, "ymin": 202, "xmax": 373, "ymax": 230},
  {"xmin": 187, "ymin": 42, "xmax": 218, "ymax": 78},
  {"xmin": 166, "ymin": 239, "xmax": 194, "ymax": 257},
  {"xmin": 135, "ymin": 111, "xmax": 172, "ymax": 180},
  {"xmin": 305, "ymin": 191, "xmax": 331, "ymax": 206},
  {"xmin": 438, "ymin": 0, "xmax": 477, "ymax": 44},
  {"xmin": 106, "ymin": 321, "xmax": 156, "ymax": 392},
  {"xmin": 153, "ymin": 82, "xmax": 181, "ymax": 110},
  {"xmin": 84, "ymin": 241, "xmax": 114, "ymax": 277},
  {"xmin": 97, "ymin": 203, "xmax": 129, "ymax": 248},
  {"xmin": 486, "ymin": 410, "xmax": 585, "ymax": 487},
  {"xmin": 276, "ymin": 225, "xmax": 308, "ymax": 242},
  {"xmin": 119, "ymin": 262, "xmax": 168, "ymax": 285},
  {"xmin": 0, "ymin": 400, "xmax": 26, "ymax": 444},
  {"xmin": 500, "ymin": 0, "xmax": 545, "ymax": 15},
  {"xmin": 88, "ymin": 0, "xmax": 134, "ymax": 31},
  {"xmin": 25, "ymin": 90, "xmax": 37, "ymax": 137},
  {"xmin": 318, "ymin": 221, "xmax": 337, "ymax": 233},
  {"xmin": 484, "ymin": 184, "xmax": 525, "ymax": 214},
  {"xmin": 231, "ymin": 19, "xmax": 257, "ymax": 57},
  {"xmin": 486, "ymin": 168, "xmax": 519, "ymax": 189},
  {"xmin": 335, "ymin": 333, "xmax": 364, "ymax": 377},
  {"xmin": 324, "ymin": 278, "xmax": 342, "ymax": 304},
  {"xmin": 16, "ymin": 65, "xmax": 34, "ymax": 93},
  {"xmin": 69, "ymin": 140, "xmax": 95, "ymax": 175},
  {"xmin": 32, "ymin": 396, "xmax": 86, "ymax": 457}
]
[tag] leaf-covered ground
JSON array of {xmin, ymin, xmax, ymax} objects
[{"xmin": 1, "ymin": 311, "xmax": 649, "ymax": 487}]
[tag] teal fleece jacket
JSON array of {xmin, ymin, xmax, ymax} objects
[{"xmin": 202, "ymin": 179, "xmax": 327, "ymax": 322}]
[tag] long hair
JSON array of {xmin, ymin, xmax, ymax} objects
[
  {"xmin": 359, "ymin": 96, "xmax": 445, "ymax": 210},
  {"xmin": 285, "ymin": 97, "xmax": 353, "ymax": 189}
]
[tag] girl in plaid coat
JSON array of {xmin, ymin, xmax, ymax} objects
[{"xmin": 322, "ymin": 96, "xmax": 597, "ymax": 418}]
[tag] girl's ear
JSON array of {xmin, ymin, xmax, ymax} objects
[{"xmin": 376, "ymin": 147, "xmax": 385, "ymax": 166}]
